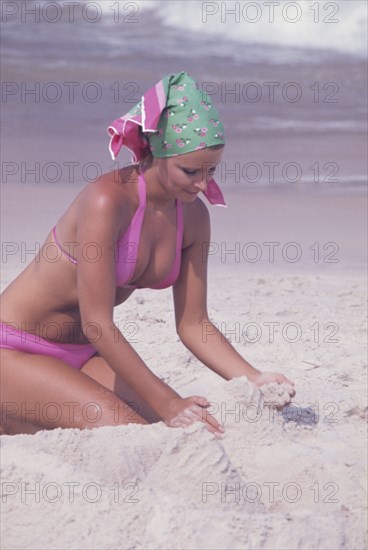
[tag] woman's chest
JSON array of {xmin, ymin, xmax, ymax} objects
[{"xmin": 115, "ymin": 202, "xmax": 185, "ymax": 291}]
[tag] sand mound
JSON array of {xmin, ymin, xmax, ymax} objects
[{"xmin": 1, "ymin": 375, "xmax": 366, "ymax": 549}]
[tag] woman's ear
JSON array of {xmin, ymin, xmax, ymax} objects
[{"xmin": 140, "ymin": 152, "xmax": 154, "ymax": 170}]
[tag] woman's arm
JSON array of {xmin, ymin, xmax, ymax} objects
[
  {"xmin": 76, "ymin": 184, "xmax": 180, "ymax": 418},
  {"xmin": 177, "ymin": 320, "xmax": 261, "ymax": 382},
  {"xmin": 173, "ymin": 198, "xmax": 294, "ymax": 390},
  {"xmin": 75, "ymin": 183, "xmax": 223, "ymax": 434}
]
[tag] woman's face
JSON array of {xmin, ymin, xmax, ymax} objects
[{"xmin": 153, "ymin": 146, "xmax": 224, "ymax": 202}]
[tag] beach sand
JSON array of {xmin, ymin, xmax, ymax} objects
[
  {"xmin": 1, "ymin": 6, "xmax": 367, "ymax": 544},
  {"xmin": 1, "ymin": 180, "xmax": 367, "ymax": 549}
]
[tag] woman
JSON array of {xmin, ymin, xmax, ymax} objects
[{"xmin": 0, "ymin": 72, "xmax": 295, "ymax": 436}]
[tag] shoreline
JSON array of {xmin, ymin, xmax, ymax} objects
[{"xmin": 2, "ymin": 178, "xmax": 366, "ymax": 282}]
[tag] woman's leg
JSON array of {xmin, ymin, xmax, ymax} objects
[
  {"xmin": 81, "ymin": 355, "xmax": 162, "ymax": 424},
  {"xmin": 0, "ymin": 349, "xmax": 149, "ymax": 435}
]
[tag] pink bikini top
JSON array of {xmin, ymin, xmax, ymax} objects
[{"xmin": 52, "ymin": 171, "xmax": 184, "ymax": 290}]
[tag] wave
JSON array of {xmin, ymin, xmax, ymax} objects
[{"xmin": 104, "ymin": 0, "xmax": 367, "ymax": 59}]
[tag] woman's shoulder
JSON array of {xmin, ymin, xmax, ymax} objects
[
  {"xmin": 79, "ymin": 164, "xmax": 140, "ymax": 212},
  {"xmin": 92, "ymin": 164, "xmax": 139, "ymax": 194},
  {"xmin": 62, "ymin": 165, "xmax": 140, "ymax": 242}
]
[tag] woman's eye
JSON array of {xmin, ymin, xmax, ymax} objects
[{"xmin": 183, "ymin": 169, "xmax": 197, "ymax": 175}]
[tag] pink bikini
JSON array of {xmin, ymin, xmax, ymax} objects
[
  {"xmin": 1, "ymin": 171, "xmax": 184, "ymax": 370},
  {"xmin": 0, "ymin": 323, "xmax": 97, "ymax": 370},
  {"xmin": 52, "ymin": 170, "xmax": 184, "ymax": 290}
]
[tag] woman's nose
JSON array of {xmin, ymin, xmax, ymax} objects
[{"xmin": 194, "ymin": 180, "xmax": 208, "ymax": 193}]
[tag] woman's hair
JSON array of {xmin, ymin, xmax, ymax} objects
[{"xmin": 208, "ymin": 144, "xmax": 225, "ymax": 151}]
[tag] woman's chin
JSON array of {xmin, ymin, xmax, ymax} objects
[{"xmin": 182, "ymin": 190, "xmax": 200, "ymax": 200}]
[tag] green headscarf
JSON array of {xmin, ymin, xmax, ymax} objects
[
  {"xmin": 148, "ymin": 72, "xmax": 225, "ymax": 157},
  {"xmin": 108, "ymin": 71, "xmax": 225, "ymax": 161}
]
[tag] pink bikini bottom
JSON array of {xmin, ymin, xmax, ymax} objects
[{"xmin": 0, "ymin": 322, "xmax": 96, "ymax": 370}]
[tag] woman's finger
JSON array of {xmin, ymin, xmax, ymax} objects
[
  {"xmin": 189, "ymin": 404, "xmax": 224, "ymax": 434},
  {"xmin": 191, "ymin": 396, "xmax": 210, "ymax": 407},
  {"xmin": 167, "ymin": 405, "xmax": 224, "ymax": 437},
  {"xmin": 283, "ymin": 382, "xmax": 296, "ymax": 397},
  {"xmin": 166, "ymin": 407, "xmax": 199, "ymax": 428},
  {"xmin": 170, "ymin": 400, "xmax": 225, "ymax": 437},
  {"xmin": 205, "ymin": 412, "xmax": 225, "ymax": 434}
]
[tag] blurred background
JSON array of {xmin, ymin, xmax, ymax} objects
[{"xmin": 1, "ymin": 0, "xmax": 367, "ymax": 277}]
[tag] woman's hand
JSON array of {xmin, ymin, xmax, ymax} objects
[
  {"xmin": 163, "ymin": 396, "xmax": 225, "ymax": 438},
  {"xmin": 252, "ymin": 371, "xmax": 295, "ymax": 389},
  {"xmin": 252, "ymin": 372, "xmax": 296, "ymax": 407}
]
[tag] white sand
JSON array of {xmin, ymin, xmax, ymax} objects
[{"xmin": 1, "ymin": 268, "xmax": 367, "ymax": 549}]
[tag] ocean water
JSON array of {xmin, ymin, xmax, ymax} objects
[
  {"xmin": 3, "ymin": 0, "xmax": 367, "ymax": 64},
  {"xmin": 102, "ymin": 0, "xmax": 368, "ymax": 60},
  {"xmin": 1, "ymin": 0, "xmax": 367, "ymax": 192}
]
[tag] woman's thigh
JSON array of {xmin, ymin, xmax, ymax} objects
[
  {"xmin": 0, "ymin": 349, "xmax": 148, "ymax": 435},
  {"xmin": 81, "ymin": 355, "xmax": 162, "ymax": 424}
]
